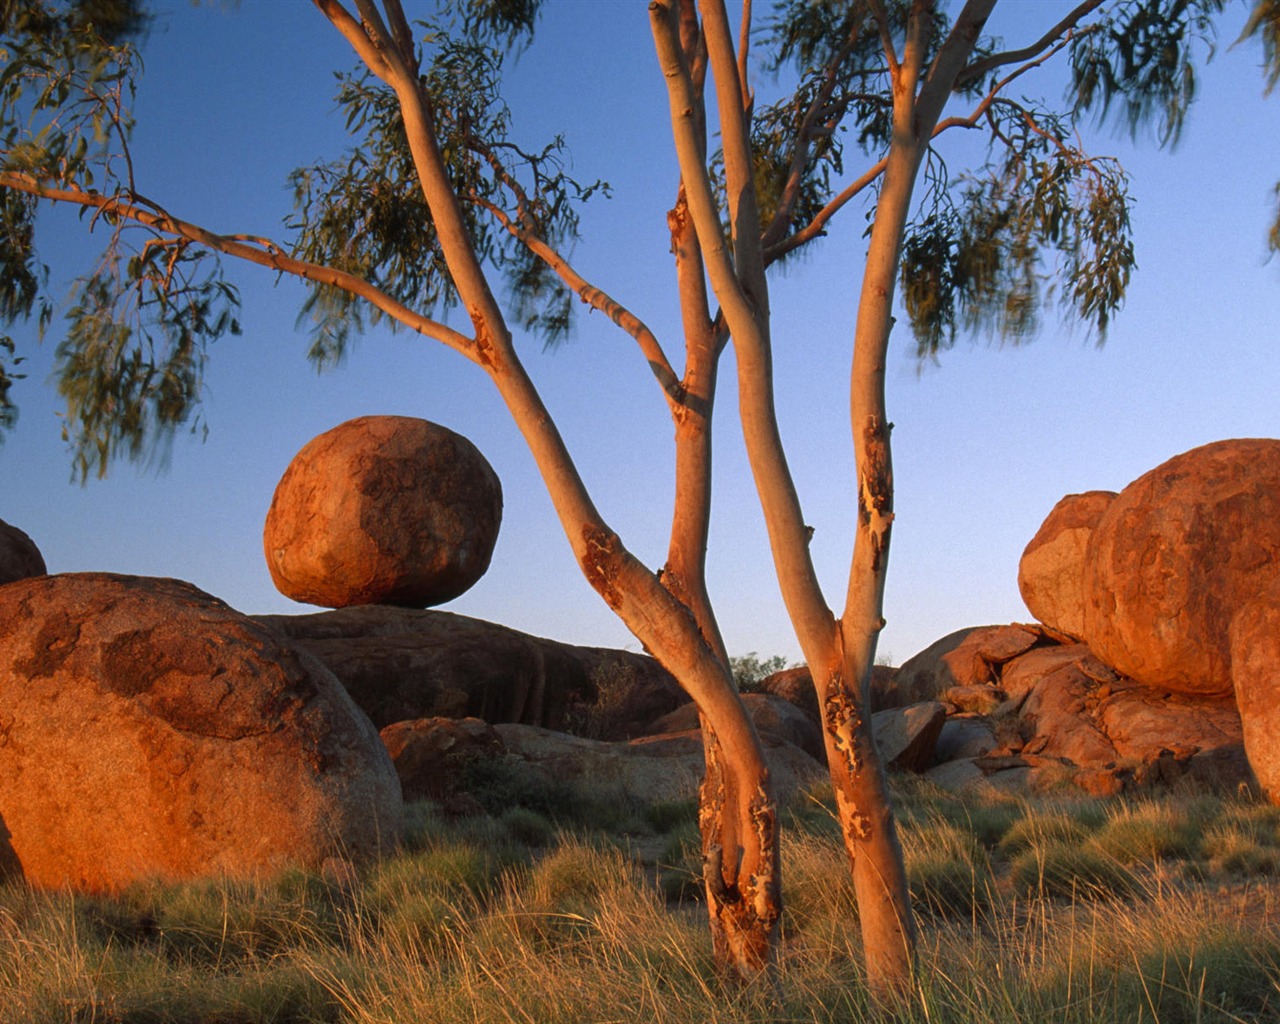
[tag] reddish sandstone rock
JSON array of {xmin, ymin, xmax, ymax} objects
[
  {"xmin": 872, "ymin": 702, "xmax": 947, "ymax": 772},
  {"xmin": 757, "ymin": 663, "xmax": 901, "ymax": 715},
  {"xmin": 1082, "ymin": 439, "xmax": 1280, "ymax": 695},
  {"xmin": 1018, "ymin": 491, "xmax": 1117, "ymax": 639},
  {"xmin": 264, "ymin": 416, "xmax": 502, "ymax": 609},
  {"xmin": 0, "ymin": 574, "xmax": 403, "ymax": 893},
  {"xmin": 0, "ymin": 518, "xmax": 45, "ymax": 586}
]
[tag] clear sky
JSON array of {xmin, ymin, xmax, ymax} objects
[{"xmin": 1, "ymin": 0, "xmax": 1276, "ymax": 667}]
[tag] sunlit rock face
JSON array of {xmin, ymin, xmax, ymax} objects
[
  {"xmin": 0, "ymin": 518, "xmax": 45, "ymax": 586},
  {"xmin": 1230, "ymin": 583, "xmax": 1280, "ymax": 803},
  {"xmin": 1018, "ymin": 490, "xmax": 1117, "ymax": 640},
  {"xmin": 0, "ymin": 573, "xmax": 403, "ymax": 893},
  {"xmin": 263, "ymin": 416, "xmax": 502, "ymax": 609},
  {"xmin": 1081, "ymin": 438, "xmax": 1280, "ymax": 696}
]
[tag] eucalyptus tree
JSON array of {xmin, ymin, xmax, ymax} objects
[{"xmin": 2, "ymin": 0, "xmax": 1275, "ymax": 997}]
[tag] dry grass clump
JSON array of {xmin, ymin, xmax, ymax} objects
[{"xmin": 2, "ymin": 775, "xmax": 1279, "ymax": 1023}]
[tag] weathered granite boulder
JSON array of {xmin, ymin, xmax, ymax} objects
[
  {"xmin": 0, "ymin": 518, "xmax": 45, "ymax": 586},
  {"xmin": 493, "ymin": 724, "xmax": 824, "ymax": 806},
  {"xmin": 379, "ymin": 716, "xmax": 505, "ymax": 802},
  {"xmin": 646, "ymin": 692, "xmax": 825, "ymax": 761},
  {"xmin": 1018, "ymin": 490, "xmax": 1117, "ymax": 639},
  {"xmin": 895, "ymin": 625, "xmax": 1041, "ymax": 704},
  {"xmin": 263, "ymin": 416, "xmax": 502, "ymax": 609},
  {"xmin": 872, "ymin": 701, "xmax": 947, "ymax": 772},
  {"xmin": 254, "ymin": 605, "xmax": 683, "ymax": 735},
  {"xmin": 1229, "ymin": 585, "xmax": 1280, "ymax": 803},
  {"xmin": 0, "ymin": 574, "xmax": 403, "ymax": 893},
  {"xmin": 1082, "ymin": 439, "xmax": 1280, "ymax": 696}
]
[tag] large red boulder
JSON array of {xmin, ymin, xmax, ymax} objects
[
  {"xmin": 264, "ymin": 416, "xmax": 502, "ymax": 609},
  {"xmin": 1082, "ymin": 439, "xmax": 1280, "ymax": 695},
  {"xmin": 0, "ymin": 573, "xmax": 403, "ymax": 892},
  {"xmin": 1229, "ymin": 584, "xmax": 1280, "ymax": 802},
  {"xmin": 0, "ymin": 518, "xmax": 45, "ymax": 586},
  {"xmin": 1018, "ymin": 490, "xmax": 1117, "ymax": 639}
]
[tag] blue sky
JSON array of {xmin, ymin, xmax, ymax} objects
[{"xmin": 1, "ymin": 0, "xmax": 1277, "ymax": 667}]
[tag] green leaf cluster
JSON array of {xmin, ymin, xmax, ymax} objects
[
  {"xmin": 901, "ymin": 104, "xmax": 1134, "ymax": 355},
  {"xmin": 55, "ymin": 239, "xmax": 240, "ymax": 481},
  {"xmin": 287, "ymin": 17, "xmax": 604, "ymax": 365},
  {"xmin": 1068, "ymin": 0, "xmax": 1229, "ymax": 146}
]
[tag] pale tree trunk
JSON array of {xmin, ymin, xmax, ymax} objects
[{"xmin": 319, "ymin": 0, "xmax": 781, "ymax": 981}]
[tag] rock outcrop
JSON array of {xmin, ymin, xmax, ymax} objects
[
  {"xmin": 0, "ymin": 518, "xmax": 45, "ymax": 586},
  {"xmin": 1018, "ymin": 490, "xmax": 1117, "ymax": 639},
  {"xmin": 647, "ymin": 692, "xmax": 825, "ymax": 761},
  {"xmin": 494, "ymin": 724, "xmax": 825, "ymax": 806},
  {"xmin": 0, "ymin": 574, "xmax": 403, "ymax": 892},
  {"xmin": 255, "ymin": 605, "xmax": 684, "ymax": 735},
  {"xmin": 263, "ymin": 416, "xmax": 502, "ymax": 609},
  {"xmin": 379, "ymin": 716, "xmax": 506, "ymax": 803},
  {"xmin": 1080, "ymin": 439, "xmax": 1280, "ymax": 696}
]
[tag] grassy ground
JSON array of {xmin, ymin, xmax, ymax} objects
[{"xmin": 2, "ymin": 768, "xmax": 1278, "ymax": 1023}]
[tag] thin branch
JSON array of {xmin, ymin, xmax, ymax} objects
[
  {"xmin": 736, "ymin": 0, "xmax": 752, "ymax": 105},
  {"xmin": 474, "ymin": 188, "xmax": 685, "ymax": 410},
  {"xmin": 382, "ymin": 0, "xmax": 419, "ymax": 73},
  {"xmin": 0, "ymin": 173, "xmax": 478, "ymax": 359},
  {"xmin": 867, "ymin": 0, "xmax": 901, "ymax": 77},
  {"xmin": 764, "ymin": 156, "xmax": 887, "ymax": 265},
  {"xmin": 311, "ymin": 0, "xmax": 393, "ymax": 81},
  {"xmin": 932, "ymin": 33, "xmax": 1079, "ymax": 135},
  {"xmin": 760, "ymin": 17, "xmax": 871, "ymax": 249},
  {"xmin": 956, "ymin": 0, "xmax": 1105, "ymax": 88}
]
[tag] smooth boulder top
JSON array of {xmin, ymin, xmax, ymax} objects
[
  {"xmin": 264, "ymin": 415, "xmax": 502, "ymax": 609},
  {"xmin": 0, "ymin": 572, "xmax": 403, "ymax": 892},
  {"xmin": 0, "ymin": 518, "xmax": 46, "ymax": 586}
]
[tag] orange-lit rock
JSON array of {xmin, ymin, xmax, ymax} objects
[
  {"xmin": 1230, "ymin": 584, "xmax": 1280, "ymax": 803},
  {"xmin": 895, "ymin": 624, "xmax": 1040, "ymax": 704},
  {"xmin": 0, "ymin": 573, "xmax": 402, "ymax": 893},
  {"xmin": 1018, "ymin": 490, "xmax": 1117, "ymax": 639},
  {"xmin": 1082, "ymin": 439, "xmax": 1280, "ymax": 695},
  {"xmin": 647, "ymin": 692, "xmax": 825, "ymax": 761},
  {"xmin": 263, "ymin": 416, "xmax": 502, "ymax": 609},
  {"xmin": 0, "ymin": 518, "xmax": 45, "ymax": 586}
]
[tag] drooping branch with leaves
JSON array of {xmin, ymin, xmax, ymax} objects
[{"xmin": 2, "ymin": 0, "xmax": 1276, "ymax": 1000}]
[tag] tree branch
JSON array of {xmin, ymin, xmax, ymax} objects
[
  {"xmin": 764, "ymin": 156, "xmax": 888, "ymax": 265},
  {"xmin": 475, "ymin": 189, "xmax": 684, "ymax": 409},
  {"xmin": 0, "ymin": 173, "xmax": 478, "ymax": 359},
  {"xmin": 867, "ymin": 0, "xmax": 901, "ymax": 77},
  {"xmin": 381, "ymin": 0, "xmax": 419, "ymax": 73},
  {"xmin": 956, "ymin": 0, "xmax": 1105, "ymax": 89},
  {"xmin": 311, "ymin": 0, "xmax": 394, "ymax": 82}
]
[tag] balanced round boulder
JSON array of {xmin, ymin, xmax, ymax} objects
[
  {"xmin": 0, "ymin": 518, "xmax": 46, "ymax": 585},
  {"xmin": 0, "ymin": 573, "xmax": 403, "ymax": 892},
  {"xmin": 264, "ymin": 416, "xmax": 502, "ymax": 608},
  {"xmin": 1082, "ymin": 439, "xmax": 1280, "ymax": 695},
  {"xmin": 1018, "ymin": 490, "xmax": 1117, "ymax": 639}
]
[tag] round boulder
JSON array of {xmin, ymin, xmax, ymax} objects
[
  {"xmin": 1230, "ymin": 584, "xmax": 1280, "ymax": 803},
  {"xmin": 1082, "ymin": 439, "xmax": 1280, "ymax": 695},
  {"xmin": 0, "ymin": 518, "xmax": 46, "ymax": 586},
  {"xmin": 264, "ymin": 416, "xmax": 502, "ymax": 608},
  {"xmin": 1018, "ymin": 490, "xmax": 1117, "ymax": 639},
  {"xmin": 0, "ymin": 573, "xmax": 403, "ymax": 892}
]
